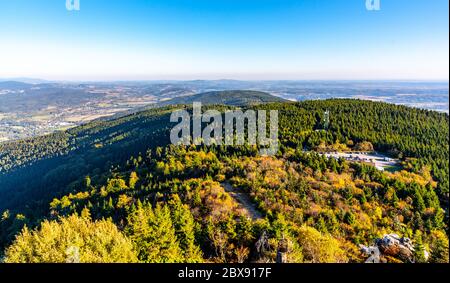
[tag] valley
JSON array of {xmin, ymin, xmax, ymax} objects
[{"xmin": 0, "ymin": 80, "xmax": 448, "ymax": 142}]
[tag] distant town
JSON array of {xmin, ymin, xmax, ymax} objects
[{"xmin": 0, "ymin": 80, "xmax": 448, "ymax": 143}]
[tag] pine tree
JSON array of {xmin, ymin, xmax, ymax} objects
[
  {"xmin": 107, "ymin": 197, "xmax": 114, "ymax": 211},
  {"xmin": 84, "ymin": 176, "xmax": 92, "ymax": 188},
  {"xmin": 414, "ymin": 188, "xmax": 426, "ymax": 212},
  {"xmin": 413, "ymin": 231, "xmax": 426, "ymax": 263},
  {"xmin": 433, "ymin": 208, "xmax": 445, "ymax": 230},
  {"xmin": 272, "ymin": 213, "xmax": 289, "ymax": 239},
  {"xmin": 236, "ymin": 216, "xmax": 255, "ymax": 245},
  {"xmin": 169, "ymin": 195, "xmax": 203, "ymax": 262},
  {"xmin": 81, "ymin": 207, "xmax": 91, "ymax": 220},
  {"xmin": 129, "ymin": 172, "xmax": 139, "ymax": 189},
  {"xmin": 344, "ymin": 211, "xmax": 355, "ymax": 225},
  {"xmin": 315, "ymin": 216, "xmax": 328, "ymax": 234},
  {"xmin": 125, "ymin": 203, "xmax": 184, "ymax": 263},
  {"xmin": 429, "ymin": 231, "xmax": 449, "ymax": 263}
]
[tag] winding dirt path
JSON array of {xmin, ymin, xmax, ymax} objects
[{"xmin": 222, "ymin": 182, "xmax": 264, "ymax": 220}]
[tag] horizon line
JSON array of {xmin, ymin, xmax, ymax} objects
[{"xmin": 1, "ymin": 77, "xmax": 449, "ymax": 84}]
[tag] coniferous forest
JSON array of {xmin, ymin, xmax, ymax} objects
[{"xmin": 0, "ymin": 98, "xmax": 448, "ymax": 263}]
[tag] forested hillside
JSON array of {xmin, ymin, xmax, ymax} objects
[
  {"xmin": 0, "ymin": 98, "xmax": 448, "ymax": 263},
  {"xmin": 160, "ymin": 90, "xmax": 287, "ymax": 106}
]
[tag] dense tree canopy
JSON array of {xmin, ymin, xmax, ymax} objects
[
  {"xmin": 4, "ymin": 212, "xmax": 137, "ymax": 263},
  {"xmin": 0, "ymin": 99, "xmax": 448, "ymax": 263}
]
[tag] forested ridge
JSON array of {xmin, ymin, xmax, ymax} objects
[
  {"xmin": 159, "ymin": 90, "xmax": 287, "ymax": 106},
  {"xmin": 0, "ymin": 98, "xmax": 448, "ymax": 263}
]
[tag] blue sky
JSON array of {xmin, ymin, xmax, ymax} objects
[{"xmin": 0, "ymin": 0, "xmax": 448, "ymax": 80}]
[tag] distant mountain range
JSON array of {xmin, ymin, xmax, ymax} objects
[
  {"xmin": 0, "ymin": 78, "xmax": 51, "ymax": 85},
  {"xmin": 0, "ymin": 81, "xmax": 33, "ymax": 90}
]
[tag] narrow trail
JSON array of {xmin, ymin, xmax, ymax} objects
[{"xmin": 221, "ymin": 182, "xmax": 264, "ymax": 220}]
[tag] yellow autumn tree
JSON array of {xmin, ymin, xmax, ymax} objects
[
  {"xmin": 4, "ymin": 212, "xmax": 137, "ymax": 263},
  {"xmin": 295, "ymin": 225, "xmax": 348, "ymax": 263}
]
